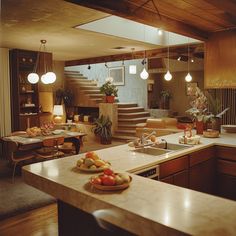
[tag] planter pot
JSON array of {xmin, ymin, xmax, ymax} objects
[
  {"xmin": 100, "ymin": 136, "xmax": 112, "ymax": 145},
  {"xmin": 106, "ymin": 96, "xmax": 115, "ymax": 103},
  {"xmin": 195, "ymin": 120, "xmax": 207, "ymax": 134},
  {"xmin": 211, "ymin": 117, "xmax": 221, "ymax": 133}
]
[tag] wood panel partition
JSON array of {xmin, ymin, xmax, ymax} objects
[{"xmin": 205, "ymin": 29, "xmax": 236, "ymax": 89}]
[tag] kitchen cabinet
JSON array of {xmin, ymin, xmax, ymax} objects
[
  {"xmin": 159, "ymin": 155, "xmax": 189, "ymax": 188},
  {"xmin": 216, "ymin": 146, "xmax": 236, "ymax": 200},
  {"xmin": 189, "ymin": 147, "xmax": 216, "ymax": 194}
]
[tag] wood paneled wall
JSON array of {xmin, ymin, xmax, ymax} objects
[{"xmin": 205, "ymin": 29, "xmax": 236, "ymax": 89}]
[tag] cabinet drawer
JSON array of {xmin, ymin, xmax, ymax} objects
[
  {"xmin": 216, "ymin": 146, "xmax": 236, "ymax": 161},
  {"xmin": 217, "ymin": 160, "xmax": 236, "ymax": 177},
  {"xmin": 189, "ymin": 147, "xmax": 215, "ymax": 167},
  {"xmin": 159, "ymin": 156, "xmax": 188, "ymax": 178}
]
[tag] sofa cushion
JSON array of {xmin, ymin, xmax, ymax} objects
[{"xmin": 146, "ymin": 119, "xmax": 166, "ymax": 128}]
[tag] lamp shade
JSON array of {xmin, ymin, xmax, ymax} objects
[
  {"xmin": 185, "ymin": 73, "xmax": 192, "ymax": 82},
  {"xmin": 53, "ymin": 105, "xmax": 63, "ymax": 116},
  {"xmin": 27, "ymin": 73, "xmax": 39, "ymax": 84},
  {"xmin": 140, "ymin": 68, "xmax": 149, "ymax": 80},
  {"xmin": 164, "ymin": 70, "xmax": 172, "ymax": 81}
]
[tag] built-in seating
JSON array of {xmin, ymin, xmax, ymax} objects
[{"xmin": 136, "ymin": 117, "xmax": 183, "ymax": 138}]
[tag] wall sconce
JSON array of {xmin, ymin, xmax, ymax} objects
[
  {"xmin": 53, "ymin": 105, "xmax": 63, "ymax": 123},
  {"xmin": 87, "ymin": 64, "xmax": 91, "ymax": 70},
  {"xmin": 27, "ymin": 40, "xmax": 56, "ymax": 85}
]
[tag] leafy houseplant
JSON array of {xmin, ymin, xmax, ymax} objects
[
  {"xmin": 100, "ymin": 79, "xmax": 118, "ymax": 103},
  {"xmin": 92, "ymin": 115, "xmax": 112, "ymax": 144}
]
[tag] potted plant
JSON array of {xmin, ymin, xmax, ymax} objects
[
  {"xmin": 100, "ymin": 78, "xmax": 118, "ymax": 103},
  {"xmin": 92, "ymin": 115, "xmax": 112, "ymax": 144},
  {"xmin": 186, "ymin": 87, "xmax": 208, "ymax": 134},
  {"xmin": 160, "ymin": 90, "xmax": 171, "ymax": 109},
  {"xmin": 206, "ymin": 93, "xmax": 229, "ymax": 132}
]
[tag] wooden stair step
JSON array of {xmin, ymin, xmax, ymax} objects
[
  {"xmin": 65, "ymin": 71, "xmax": 82, "ymax": 75},
  {"xmin": 118, "ymin": 124, "xmax": 138, "ymax": 129},
  {"xmin": 117, "ymin": 103, "xmax": 138, "ymax": 108},
  {"xmin": 69, "ymin": 81, "xmax": 97, "ymax": 86},
  {"xmin": 66, "ymin": 76, "xmax": 88, "ymax": 80},
  {"xmin": 118, "ymin": 107, "xmax": 145, "ymax": 113},
  {"xmin": 118, "ymin": 112, "xmax": 150, "ymax": 119}
]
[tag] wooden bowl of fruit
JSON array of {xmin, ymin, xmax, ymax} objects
[
  {"xmin": 76, "ymin": 151, "xmax": 111, "ymax": 173},
  {"xmin": 90, "ymin": 169, "xmax": 132, "ymax": 191}
]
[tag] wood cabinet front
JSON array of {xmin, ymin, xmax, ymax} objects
[
  {"xmin": 159, "ymin": 156, "xmax": 189, "ymax": 188},
  {"xmin": 216, "ymin": 146, "xmax": 236, "ymax": 200}
]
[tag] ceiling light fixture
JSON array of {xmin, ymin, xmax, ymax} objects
[
  {"xmin": 191, "ymin": 58, "xmax": 194, "ymax": 63},
  {"xmin": 177, "ymin": 56, "xmax": 181, "ymax": 61},
  {"xmin": 140, "ymin": 51, "xmax": 149, "ymax": 80},
  {"xmin": 129, "ymin": 48, "xmax": 137, "ymax": 75},
  {"xmin": 27, "ymin": 40, "xmax": 56, "ymax": 85},
  {"xmin": 164, "ymin": 32, "xmax": 172, "ymax": 81},
  {"xmin": 185, "ymin": 38, "xmax": 192, "ymax": 82}
]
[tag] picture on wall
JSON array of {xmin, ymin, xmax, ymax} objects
[
  {"xmin": 186, "ymin": 82, "xmax": 198, "ymax": 96},
  {"xmin": 108, "ymin": 66, "xmax": 125, "ymax": 86}
]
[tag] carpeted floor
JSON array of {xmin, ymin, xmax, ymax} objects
[{"xmin": 0, "ymin": 139, "xmax": 126, "ymax": 221}]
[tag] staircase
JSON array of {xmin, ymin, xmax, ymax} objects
[
  {"xmin": 65, "ymin": 71, "xmax": 103, "ymax": 107},
  {"xmin": 113, "ymin": 103, "xmax": 151, "ymax": 141}
]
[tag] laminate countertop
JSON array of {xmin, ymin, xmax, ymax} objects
[{"xmin": 23, "ymin": 131, "xmax": 236, "ymax": 235}]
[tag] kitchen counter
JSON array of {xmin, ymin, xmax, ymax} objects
[{"xmin": 23, "ymin": 131, "xmax": 236, "ymax": 235}]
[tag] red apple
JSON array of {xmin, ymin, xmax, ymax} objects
[
  {"xmin": 101, "ymin": 175, "xmax": 116, "ymax": 186},
  {"xmin": 92, "ymin": 177, "xmax": 102, "ymax": 185},
  {"xmin": 85, "ymin": 151, "xmax": 94, "ymax": 159},
  {"xmin": 103, "ymin": 168, "xmax": 114, "ymax": 176}
]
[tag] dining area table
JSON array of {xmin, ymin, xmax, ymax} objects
[{"xmin": 4, "ymin": 130, "xmax": 87, "ymax": 154}]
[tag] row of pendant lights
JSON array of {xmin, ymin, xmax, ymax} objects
[{"xmin": 27, "ymin": 40, "xmax": 56, "ymax": 84}]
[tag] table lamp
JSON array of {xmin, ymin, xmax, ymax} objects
[{"xmin": 53, "ymin": 105, "xmax": 63, "ymax": 123}]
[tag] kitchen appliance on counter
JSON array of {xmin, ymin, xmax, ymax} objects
[{"xmin": 133, "ymin": 165, "xmax": 159, "ymax": 180}]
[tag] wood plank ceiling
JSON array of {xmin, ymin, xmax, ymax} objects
[
  {"xmin": 66, "ymin": 0, "xmax": 236, "ymax": 65},
  {"xmin": 67, "ymin": 0, "xmax": 236, "ymax": 40}
]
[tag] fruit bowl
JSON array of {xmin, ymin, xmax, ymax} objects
[
  {"xmin": 77, "ymin": 164, "xmax": 110, "ymax": 173},
  {"xmin": 76, "ymin": 151, "xmax": 111, "ymax": 173},
  {"xmin": 90, "ymin": 170, "xmax": 132, "ymax": 191},
  {"xmin": 90, "ymin": 177, "xmax": 132, "ymax": 191}
]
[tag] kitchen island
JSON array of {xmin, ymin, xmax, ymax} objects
[{"xmin": 23, "ymin": 132, "xmax": 236, "ymax": 235}]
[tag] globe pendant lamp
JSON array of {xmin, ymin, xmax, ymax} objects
[
  {"xmin": 140, "ymin": 67, "xmax": 149, "ymax": 80},
  {"xmin": 185, "ymin": 38, "xmax": 192, "ymax": 82},
  {"xmin": 27, "ymin": 39, "xmax": 56, "ymax": 84},
  {"xmin": 164, "ymin": 32, "xmax": 172, "ymax": 81},
  {"xmin": 140, "ymin": 51, "xmax": 149, "ymax": 80}
]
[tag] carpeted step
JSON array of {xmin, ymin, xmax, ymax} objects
[
  {"xmin": 112, "ymin": 135, "xmax": 137, "ymax": 141},
  {"xmin": 118, "ymin": 117, "xmax": 150, "ymax": 124},
  {"xmin": 118, "ymin": 112, "xmax": 150, "ymax": 119},
  {"xmin": 79, "ymin": 86, "xmax": 100, "ymax": 90},
  {"xmin": 83, "ymin": 90, "xmax": 101, "ymax": 94},
  {"xmin": 118, "ymin": 107, "xmax": 145, "ymax": 113},
  {"xmin": 117, "ymin": 103, "xmax": 138, "ymax": 108}
]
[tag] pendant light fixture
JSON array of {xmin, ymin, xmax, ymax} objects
[
  {"xmin": 164, "ymin": 32, "xmax": 172, "ymax": 81},
  {"xmin": 185, "ymin": 38, "xmax": 192, "ymax": 82},
  {"xmin": 140, "ymin": 50, "xmax": 149, "ymax": 80},
  {"xmin": 129, "ymin": 48, "xmax": 136, "ymax": 74},
  {"xmin": 27, "ymin": 40, "xmax": 56, "ymax": 84}
]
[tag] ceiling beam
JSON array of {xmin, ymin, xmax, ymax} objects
[
  {"xmin": 65, "ymin": 43, "xmax": 203, "ymax": 66},
  {"xmin": 66, "ymin": 0, "xmax": 209, "ymax": 41}
]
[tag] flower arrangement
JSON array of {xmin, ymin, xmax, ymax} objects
[
  {"xmin": 100, "ymin": 77, "xmax": 118, "ymax": 97},
  {"xmin": 186, "ymin": 87, "xmax": 208, "ymax": 121}
]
